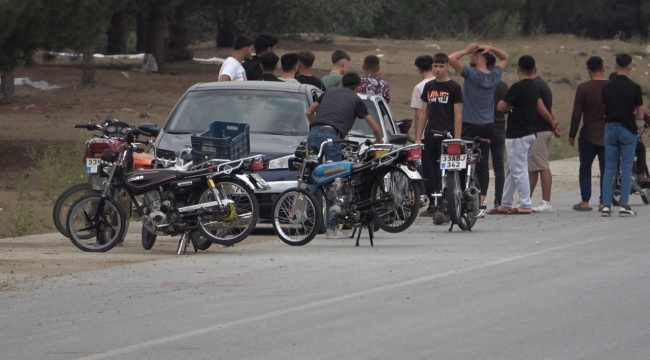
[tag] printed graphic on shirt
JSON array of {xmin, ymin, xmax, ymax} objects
[{"xmin": 426, "ymin": 90, "xmax": 450, "ymax": 104}]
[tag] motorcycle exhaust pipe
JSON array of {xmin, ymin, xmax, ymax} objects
[
  {"xmin": 178, "ymin": 199, "xmax": 234, "ymax": 213},
  {"xmin": 463, "ymin": 187, "xmax": 479, "ymax": 200}
]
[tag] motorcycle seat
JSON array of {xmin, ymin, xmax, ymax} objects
[{"xmin": 350, "ymin": 162, "xmax": 370, "ymax": 174}]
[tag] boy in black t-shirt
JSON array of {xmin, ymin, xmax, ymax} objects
[
  {"xmin": 295, "ymin": 51, "xmax": 326, "ymax": 90},
  {"xmin": 492, "ymin": 55, "xmax": 554, "ymax": 215},
  {"xmin": 601, "ymin": 54, "xmax": 645, "ymax": 217},
  {"xmin": 414, "ymin": 53, "xmax": 463, "ymax": 222}
]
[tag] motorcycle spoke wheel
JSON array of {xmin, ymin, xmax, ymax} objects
[
  {"xmin": 370, "ymin": 167, "xmax": 420, "ymax": 233},
  {"xmin": 272, "ymin": 188, "xmax": 321, "ymax": 246},
  {"xmin": 52, "ymin": 183, "xmax": 96, "ymax": 239},
  {"xmin": 198, "ymin": 178, "xmax": 259, "ymax": 246},
  {"xmin": 66, "ymin": 194, "xmax": 126, "ymax": 252}
]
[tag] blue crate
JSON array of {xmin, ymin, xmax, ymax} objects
[{"xmin": 191, "ymin": 121, "xmax": 250, "ymax": 165}]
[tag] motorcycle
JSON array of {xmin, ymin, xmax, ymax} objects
[
  {"xmin": 272, "ymin": 138, "xmax": 424, "ymax": 247},
  {"xmin": 612, "ymin": 124, "xmax": 650, "ymax": 205},
  {"xmin": 52, "ymin": 118, "xmax": 158, "ymax": 239},
  {"xmin": 65, "ymin": 128, "xmax": 270, "ymax": 254},
  {"xmin": 434, "ymin": 131, "xmax": 490, "ymax": 232}
]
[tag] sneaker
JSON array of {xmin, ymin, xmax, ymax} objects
[
  {"xmin": 601, "ymin": 206, "xmax": 611, "ymax": 217},
  {"xmin": 619, "ymin": 206, "xmax": 637, "ymax": 217},
  {"xmin": 432, "ymin": 211, "xmax": 450, "ymax": 225},
  {"xmin": 532, "ymin": 200, "xmax": 553, "ymax": 213},
  {"xmin": 326, "ymin": 228, "xmax": 351, "ymax": 239}
]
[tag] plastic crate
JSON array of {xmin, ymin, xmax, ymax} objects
[{"xmin": 191, "ymin": 121, "xmax": 250, "ymax": 164}]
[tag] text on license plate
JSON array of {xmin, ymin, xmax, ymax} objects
[
  {"xmin": 440, "ymin": 154, "xmax": 467, "ymax": 170},
  {"xmin": 86, "ymin": 158, "xmax": 101, "ymax": 174}
]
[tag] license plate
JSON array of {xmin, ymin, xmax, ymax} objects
[
  {"xmin": 440, "ymin": 154, "xmax": 467, "ymax": 170},
  {"xmin": 86, "ymin": 158, "xmax": 101, "ymax": 174},
  {"xmin": 250, "ymin": 173, "xmax": 269, "ymax": 187}
]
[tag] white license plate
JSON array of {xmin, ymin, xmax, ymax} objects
[
  {"xmin": 250, "ymin": 173, "xmax": 269, "ymax": 187},
  {"xmin": 440, "ymin": 154, "xmax": 467, "ymax": 170},
  {"xmin": 86, "ymin": 158, "xmax": 101, "ymax": 174}
]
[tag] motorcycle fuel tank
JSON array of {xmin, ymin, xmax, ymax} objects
[
  {"xmin": 311, "ymin": 162, "xmax": 353, "ymax": 186},
  {"xmin": 124, "ymin": 169, "xmax": 178, "ymax": 194}
]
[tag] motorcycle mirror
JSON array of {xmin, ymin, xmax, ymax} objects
[{"xmin": 138, "ymin": 123, "xmax": 160, "ymax": 137}]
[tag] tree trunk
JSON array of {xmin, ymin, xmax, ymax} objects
[
  {"xmin": 146, "ymin": 6, "xmax": 167, "ymax": 71},
  {"xmin": 215, "ymin": 8, "xmax": 236, "ymax": 48},
  {"xmin": 0, "ymin": 70, "xmax": 16, "ymax": 102},
  {"xmin": 82, "ymin": 46, "xmax": 95, "ymax": 85},
  {"xmin": 136, "ymin": 10, "xmax": 148, "ymax": 53},
  {"xmin": 106, "ymin": 11, "xmax": 128, "ymax": 55},
  {"xmin": 167, "ymin": 4, "xmax": 192, "ymax": 62}
]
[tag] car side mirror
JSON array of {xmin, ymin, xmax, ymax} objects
[
  {"xmin": 396, "ymin": 118, "xmax": 413, "ymax": 134},
  {"xmin": 138, "ymin": 123, "xmax": 160, "ymax": 137},
  {"xmin": 388, "ymin": 133, "xmax": 408, "ymax": 145}
]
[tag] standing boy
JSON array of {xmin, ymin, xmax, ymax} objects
[
  {"xmin": 529, "ymin": 68, "xmax": 562, "ymax": 212},
  {"xmin": 492, "ymin": 55, "xmax": 554, "ymax": 215},
  {"xmin": 601, "ymin": 54, "xmax": 644, "ymax": 217},
  {"xmin": 279, "ymin": 53, "xmax": 300, "ymax": 83},
  {"xmin": 296, "ymin": 51, "xmax": 326, "ymax": 90},
  {"xmin": 414, "ymin": 54, "xmax": 463, "ymax": 224},
  {"xmin": 448, "ymin": 43, "xmax": 508, "ymax": 207},
  {"xmin": 485, "ymin": 53, "xmax": 508, "ymax": 209},
  {"xmin": 242, "ymin": 33, "xmax": 278, "ymax": 81},
  {"xmin": 218, "ymin": 35, "xmax": 254, "ymax": 82},
  {"xmin": 359, "ymin": 55, "xmax": 391, "ymax": 103},
  {"xmin": 259, "ymin": 51, "xmax": 282, "ymax": 82},
  {"xmin": 569, "ymin": 56, "xmax": 608, "ymax": 211},
  {"xmin": 321, "ymin": 50, "xmax": 350, "ymax": 89}
]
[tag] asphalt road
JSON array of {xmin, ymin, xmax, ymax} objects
[{"xmin": 1, "ymin": 188, "xmax": 649, "ymax": 360}]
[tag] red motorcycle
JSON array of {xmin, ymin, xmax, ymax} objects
[{"xmin": 52, "ymin": 117, "xmax": 157, "ymax": 239}]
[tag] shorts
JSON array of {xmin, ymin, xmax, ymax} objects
[{"xmin": 528, "ymin": 131, "xmax": 552, "ymax": 171}]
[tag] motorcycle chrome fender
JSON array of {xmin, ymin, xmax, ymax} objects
[
  {"xmin": 396, "ymin": 164, "xmax": 423, "ymax": 181},
  {"xmin": 236, "ymin": 174, "xmax": 272, "ymax": 191}
]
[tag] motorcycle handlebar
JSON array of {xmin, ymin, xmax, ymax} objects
[{"xmin": 73, "ymin": 123, "xmax": 101, "ymax": 131}]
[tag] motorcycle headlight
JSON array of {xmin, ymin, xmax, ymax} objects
[{"xmin": 268, "ymin": 155, "xmax": 292, "ymax": 170}]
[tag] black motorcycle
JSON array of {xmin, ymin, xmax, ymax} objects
[{"xmin": 65, "ymin": 128, "xmax": 269, "ymax": 253}]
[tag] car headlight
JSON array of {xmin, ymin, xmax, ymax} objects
[{"xmin": 268, "ymin": 155, "xmax": 292, "ymax": 170}]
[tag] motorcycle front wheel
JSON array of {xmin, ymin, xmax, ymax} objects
[
  {"xmin": 66, "ymin": 194, "xmax": 127, "ymax": 252},
  {"xmin": 197, "ymin": 178, "xmax": 259, "ymax": 246},
  {"xmin": 370, "ymin": 167, "xmax": 420, "ymax": 233},
  {"xmin": 445, "ymin": 171, "xmax": 462, "ymax": 225},
  {"xmin": 272, "ymin": 188, "xmax": 322, "ymax": 246}
]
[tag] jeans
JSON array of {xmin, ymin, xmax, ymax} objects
[
  {"xmin": 422, "ymin": 136, "xmax": 444, "ymax": 207},
  {"xmin": 578, "ymin": 137, "xmax": 605, "ymax": 203},
  {"xmin": 307, "ymin": 128, "xmax": 342, "ymax": 229},
  {"xmin": 502, "ymin": 134, "xmax": 536, "ymax": 208},
  {"xmin": 461, "ymin": 122, "xmax": 494, "ymax": 197},
  {"xmin": 602, "ymin": 123, "xmax": 637, "ymax": 207},
  {"xmin": 491, "ymin": 124, "xmax": 506, "ymax": 206}
]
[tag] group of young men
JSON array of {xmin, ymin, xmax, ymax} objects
[
  {"xmin": 413, "ymin": 43, "xmax": 561, "ymax": 222},
  {"xmin": 216, "ymin": 33, "xmax": 647, "ymax": 222}
]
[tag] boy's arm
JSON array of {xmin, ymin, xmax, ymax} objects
[
  {"xmin": 448, "ymin": 43, "xmax": 480, "ymax": 74},
  {"xmin": 568, "ymin": 86, "xmax": 584, "ymax": 146},
  {"xmin": 306, "ymin": 102, "xmax": 320, "ymax": 122},
  {"xmin": 414, "ymin": 103, "xmax": 427, "ymax": 144},
  {"xmin": 364, "ymin": 115, "xmax": 384, "ymax": 144},
  {"xmin": 497, "ymin": 100, "xmax": 510, "ymax": 114},
  {"xmin": 537, "ymin": 99, "xmax": 559, "ymax": 137}
]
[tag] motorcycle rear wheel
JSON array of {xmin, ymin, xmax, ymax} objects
[
  {"xmin": 53, "ymin": 183, "xmax": 95, "ymax": 239},
  {"xmin": 370, "ymin": 167, "xmax": 420, "ymax": 233},
  {"xmin": 272, "ymin": 188, "xmax": 321, "ymax": 246},
  {"xmin": 445, "ymin": 171, "xmax": 462, "ymax": 225},
  {"xmin": 66, "ymin": 194, "xmax": 127, "ymax": 252},
  {"xmin": 197, "ymin": 178, "xmax": 259, "ymax": 246}
]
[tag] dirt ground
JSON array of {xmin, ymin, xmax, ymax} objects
[{"xmin": 1, "ymin": 35, "xmax": 649, "ymax": 290}]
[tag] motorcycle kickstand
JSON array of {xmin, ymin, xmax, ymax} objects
[
  {"xmin": 354, "ymin": 226, "xmax": 363, "ymax": 247},
  {"xmin": 349, "ymin": 227, "xmax": 357, "ymax": 239},
  {"xmin": 367, "ymin": 223, "xmax": 374, "ymax": 247},
  {"xmin": 448, "ymin": 223, "xmax": 454, "ymax": 232},
  {"xmin": 177, "ymin": 232, "xmax": 190, "ymax": 255}
]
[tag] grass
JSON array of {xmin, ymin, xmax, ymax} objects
[
  {"xmin": 2, "ymin": 182, "xmax": 43, "ymax": 238},
  {"xmin": 554, "ymin": 76, "xmax": 572, "ymax": 85},
  {"xmin": 550, "ymin": 130, "xmax": 578, "ymax": 161},
  {"xmin": 27, "ymin": 142, "xmax": 86, "ymax": 202}
]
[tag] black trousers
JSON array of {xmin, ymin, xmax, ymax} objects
[
  {"xmin": 461, "ymin": 122, "xmax": 494, "ymax": 198},
  {"xmin": 422, "ymin": 136, "xmax": 445, "ymax": 207},
  {"xmin": 490, "ymin": 123, "xmax": 506, "ymax": 206}
]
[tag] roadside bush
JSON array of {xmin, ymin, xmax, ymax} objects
[
  {"xmin": 27, "ymin": 143, "xmax": 86, "ymax": 202},
  {"xmin": 2, "ymin": 183, "xmax": 43, "ymax": 238}
]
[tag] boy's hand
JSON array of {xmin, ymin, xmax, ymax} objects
[{"xmin": 465, "ymin": 43, "xmax": 480, "ymax": 53}]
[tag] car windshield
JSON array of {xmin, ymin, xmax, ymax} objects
[
  {"xmin": 166, "ymin": 89, "xmax": 310, "ymax": 136},
  {"xmin": 347, "ymin": 99, "xmax": 381, "ymax": 138}
]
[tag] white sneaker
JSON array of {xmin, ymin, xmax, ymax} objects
[
  {"xmin": 532, "ymin": 200, "xmax": 553, "ymax": 213},
  {"xmin": 619, "ymin": 206, "xmax": 637, "ymax": 217},
  {"xmin": 326, "ymin": 228, "xmax": 351, "ymax": 239}
]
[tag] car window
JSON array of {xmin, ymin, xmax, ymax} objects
[
  {"xmin": 348, "ymin": 99, "xmax": 381, "ymax": 138},
  {"xmin": 166, "ymin": 89, "xmax": 310, "ymax": 136},
  {"xmin": 379, "ymin": 102, "xmax": 395, "ymax": 136}
]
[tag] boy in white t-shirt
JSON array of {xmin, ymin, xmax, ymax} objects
[{"xmin": 219, "ymin": 35, "xmax": 254, "ymax": 82}]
